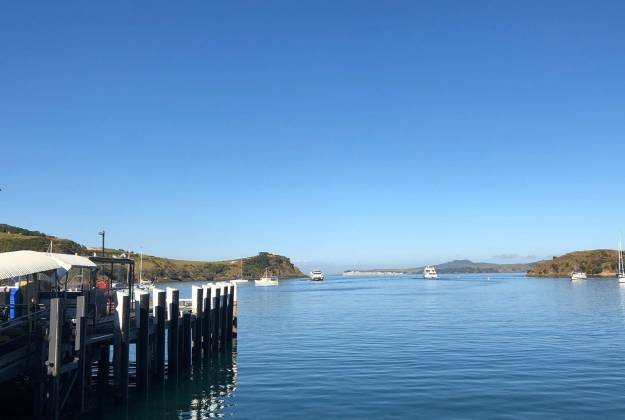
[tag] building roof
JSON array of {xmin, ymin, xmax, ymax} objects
[
  {"xmin": 48, "ymin": 253, "xmax": 97, "ymax": 270},
  {"xmin": 0, "ymin": 250, "xmax": 96, "ymax": 280}
]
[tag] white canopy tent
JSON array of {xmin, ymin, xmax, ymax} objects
[{"xmin": 0, "ymin": 250, "xmax": 96, "ymax": 281}]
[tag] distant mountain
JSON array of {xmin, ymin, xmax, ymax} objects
[
  {"xmin": 0, "ymin": 223, "xmax": 305, "ymax": 282},
  {"xmin": 528, "ymin": 250, "xmax": 618, "ymax": 277},
  {"xmin": 404, "ymin": 259, "xmax": 536, "ymax": 274}
]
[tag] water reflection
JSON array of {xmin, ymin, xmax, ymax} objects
[{"xmin": 100, "ymin": 349, "xmax": 237, "ymax": 420}]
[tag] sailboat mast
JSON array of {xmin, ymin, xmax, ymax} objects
[{"xmin": 619, "ymin": 238, "xmax": 623, "ymax": 275}]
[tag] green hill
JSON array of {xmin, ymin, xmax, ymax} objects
[
  {"xmin": 0, "ymin": 224, "xmax": 304, "ymax": 282},
  {"xmin": 0, "ymin": 224, "xmax": 86, "ymax": 254},
  {"xmin": 527, "ymin": 250, "xmax": 618, "ymax": 277}
]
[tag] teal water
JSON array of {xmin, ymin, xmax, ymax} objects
[{"xmin": 102, "ymin": 274, "xmax": 625, "ymax": 419}]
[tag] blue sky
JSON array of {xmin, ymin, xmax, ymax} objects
[{"xmin": 2, "ymin": 1, "xmax": 625, "ymax": 272}]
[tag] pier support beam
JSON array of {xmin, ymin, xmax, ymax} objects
[
  {"xmin": 167, "ymin": 288, "xmax": 179, "ymax": 383},
  {"xmin": 202, "ymin": 286, "xmax": 212, "ymax": 357},
  {"xmin": 116, "ymin": 292, "xmax": 130, "ymax": 402},
  {"xmin": 137, "ymin": 292, "xmax": 150, "ymax": 394},
  {"xmin": 182, "ymin": 312, "xmax": 192, "ymax": 370},
  {"xmin": 192, "ymin": 286, "xmax": 203, "ymax": 359},
  {"xmin": 154, "ymin": 290, "xmax": 166, "ymax": 384},
  {"xmin": 227, "ymin": 285, "xmax": 234, "ymax": 344},
  {"xmin": 213, "ymin": 287, "xmax": 221, "ymax": 352},
  {"xmin": 221, "ymin": 285, "xmax": 229, "ymax": 347}
]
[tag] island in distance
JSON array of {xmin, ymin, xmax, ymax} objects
[
  {"xmin": 349, "ymin": 251, "xmax": 625, "ymax": 278},
  {"xmin": 344, "ymin": 260, "xmax": 536, "ymax": 276}
]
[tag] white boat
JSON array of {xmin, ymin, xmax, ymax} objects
[
  {"xmin": 571, "ymin": 272, "xmax": 587, "ymax": 281},
  {"xmin": 310, "ymin": 270, "xmax": 324, "ymax": 281},
  {"xmin": 423, "ymin": 265, "xmax": 438, "ymax": 279},
  {"xmin": 255, "ymin": 268, "xmax": 279, "ymax": 287},
  {"xmin": 618, "ymin": 238, "xmax": 625, "ymax": 283}
]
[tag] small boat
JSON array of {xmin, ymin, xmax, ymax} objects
[
  {"xmin": 618, "ymin": 238, "xmax": 625, "ymax": 283},
  {"xmin": 571, "ymin": 272, "xmax": 587, "ymax": 281},
  {"xmin": 255, "ymin": 268, "xmax": 279, "ymax": 287},
  {"xmin": 310, "ymin": 270, "xmax": 324, "ymax": 281},
  {"xmin": 233, "ymin": 258, "xmax": 249, "ymax": 283},
  {"xmin": 423, "ymin": 265, "xmax": 438, "ymax": 279}
]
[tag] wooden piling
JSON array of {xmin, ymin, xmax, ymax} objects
[
  {"xmin": 202, "ymin": 286, "xmax": 212, "ymax": 357},
  {"xmin": 233, "ymin": 284, "xmax": 238, "ymax": 338},
  {"xmin": 137, "ymin": 292, "xmax": 150, "ymax": 394},
  {"xmin": 154, "ymin": 290, "xmax": 166, "ymax": 383},
  {"xmin": 213, "ymin": 287, "xmax": 221, "ymax": 352},
  {"xmin": 182, "ymin": 312, "xmax": 192, "ymax": 370},
  {"xmin": 119, "ymin": 293, "xmax": 130, "ymax": 402},
  {"xmin": 167, "ymin": 288, "xmax": 179, "ymax": 383},
  {"xmin": 221, "ymin": 285, "xmax": 229, "ymax": 347},
  {"xmin": 227, "ymin": 285, "xmax": 234, "ymax": 344},
  {"xmin": 192, "ymin": 286, "xmax": 203, "ymax": 358}
]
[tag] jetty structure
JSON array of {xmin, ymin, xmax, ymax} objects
[{"xmin": 0, "ymin": 250, "xmax": 238, "ymax": 419}]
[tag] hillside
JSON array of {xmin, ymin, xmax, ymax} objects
[
  {"xmin": 0, "ymin": 224, "xmax": 304, "ymax": 282},
  {"xmin": 0, "ymin": 224, "xmax": 86, "ymax": 254},
  {"xmin": 403, "ymin": 259, "xmax": 535, "ymax": 274},
  {"xmin": 132, "ymin": 251, "xmax": 304, "ymax": 282},
  {"xmin": 527, "ymin": 250, "xmax": 618, "ymax": 277}
]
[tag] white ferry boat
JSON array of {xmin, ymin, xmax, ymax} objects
[
  {"xmin": 310, "ymin": 270, "xmax": 324, "ymax": 281},
  {"xmin": 255, "ymin": 268, "xmax": 279, "ymax": 287},
  {"xmin": 571, "ymin": 272, "xmax": 587, "ymax": 281},
  {"xmin": 423, "ymin": 265, "xmax": 438, "ymax": 279}
]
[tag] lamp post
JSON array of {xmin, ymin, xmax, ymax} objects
[{"xmin": 98, "ymin": 230, "xmax": 105, "ymax": 257}]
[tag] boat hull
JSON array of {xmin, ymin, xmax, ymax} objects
[{"xmin": 255, "ymin": 280, "xmax": 279, "ymax": 287}]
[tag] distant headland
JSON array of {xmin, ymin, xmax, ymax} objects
[
  {"xmin": 527, "ymin": 250, "xmax": 620, "ymax": 277},
  {"xmin": 0, "ymin": 224, "xmax": 304, "ymax": 282}
]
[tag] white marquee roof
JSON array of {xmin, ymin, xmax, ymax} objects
[{"xmin": 0, "ymin": 250, "xmax": 96, "ymax": 280}]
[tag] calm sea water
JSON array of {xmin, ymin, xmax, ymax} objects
[{"xmin": 102, "ymin": 274, "xmax": 625, "ymax": 419}]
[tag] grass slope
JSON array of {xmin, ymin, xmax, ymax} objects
[
  {"xmin": 528, "ymin": 249, "xmax": 618, "ymax": 277},
  {"xmin": 0, "ymin": 224, "xmax": 304, "ymax": 282}
]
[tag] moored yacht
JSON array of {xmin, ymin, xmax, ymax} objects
[
  {"xmin": 232, "ymin": 258, "xmax": 249, "ymax": 283},
  {"xmin": 423, "ymin": 265, "xmax": 438, "ymax": 279},
  {"xmin": 255, "ymin": 268, "xmax": 279, "ymax": 287},
  {"xmin": 310, "ymin": 270, "xmax": 324, "ymax": 281},
  {"xmin": 571, "ymin": 272, "xmax": 587, "ymax": 281},
  {"xmin": 618, "ymin": 238, "xmax": 625, "ymax": 283}
]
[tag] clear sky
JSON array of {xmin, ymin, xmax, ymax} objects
[{"xmin": 2, "ymin": 1, "xmax": 625, "ymax": 272}]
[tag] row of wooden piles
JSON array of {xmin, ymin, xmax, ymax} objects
[{"xmin": 46, "ymin": 282, "xmax": 237, "ymax": 419}]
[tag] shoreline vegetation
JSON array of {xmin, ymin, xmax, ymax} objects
[
  {"xmin": 527, "ymin": 250, "xmax": 620, "ymax": 278},
  {"xmin": 0, "ymin": 224, "xmax": 304, "ymax": 282}
]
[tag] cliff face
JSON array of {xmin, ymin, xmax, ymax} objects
[
  {"xmin": 527, "ymin": 250, "xmax": 618, "ymax": 277},
  {"xmin": 0, "ymin": 224, "xmax": 304, "ymax": 282}
]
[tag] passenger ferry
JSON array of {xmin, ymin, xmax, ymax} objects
[
  {"xmin": 423, "ymin": 265, "xmax": 438, "ymax": 279},
  {"xmin": 310, "ymin": 270, "xmax": 324, "ymax": 281}
]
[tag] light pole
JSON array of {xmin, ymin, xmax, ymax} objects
[{"xmin": 98, "ymin": 230, "xmax": 105, "ymax": 257}]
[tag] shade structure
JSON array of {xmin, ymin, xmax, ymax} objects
[{"xmin": 0, "ymin": 250, "xmax": 95, "ymax": 280}]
